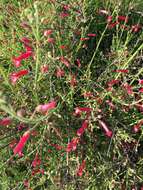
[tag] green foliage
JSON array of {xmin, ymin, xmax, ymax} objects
[{"xmin": 0, "ymin": 0, "xmax": 143, "ymax": 189}]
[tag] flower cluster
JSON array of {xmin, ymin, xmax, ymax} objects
[{"xmin": 10, "ymin": 37, "xmax": 33, "ymax": 84}]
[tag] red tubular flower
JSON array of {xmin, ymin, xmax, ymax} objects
[
  {"xmin": 47, "ymin": 38, "xmax": 55, "ymax": 43},
  {"xmin": 66, "ymin": 137, "xmax": 79, "ymax": 152},
  {"xmin": 139, "ymin": 88, "xmax": 143, "ymax": 93},
  {"xmin": 17, "ymin": 123, "xmax": 26, "ymax": 131},
  {"xmin": 117, "ymin": 16, "xmax": 128, "ymax": 23},
  {"xmin": 133, "ymin": 124, "xmax": 141, "ymax": 133},
  {"xmin": 62, "ymin": 4, "xmax": 70, "ymax": 11},
  {"xmin": 10, "ymin": 69, "xmax": 29, "ymax": 84},
  {"xmin": 87, "ymin": 33, "xmax": 96, "ymax": 37},
  {"xmin": 60, "ymin": 56, "xmax": 70, "ymax": 68},
  {"xmin": 0, "ymin": 117, "xmax": 12, "ymax": 126},
  {"xmin": 18, "ymin": 51, "xmax": 32, "ymax": 60},
  {"xmin": 75, "ymin": 59, "xmax": 81, "ymax": 68},
  {"xmin": 21, "ymin": 37, "xmax": 32, "ymax": 52},
  {"xmin": 77, "ymin": 127, "xmax": 85, "ymax": 136},
  {"xmin": 120, "ymin": 24, "xmax": 129, "ymax": 30},
  {"xmin": 133, "ymin": 120, "xmax": 143, "ymax": 133},
  {"xmin": 32, "ymin": 168, "xmax": 44, "ymax": 176},
  {"xmin": 40, "ymin": 169, "xmax": 44, "ymax": 175},
  {"xmin": 41, "ymin": 65, "xmax": 49, "ymax": 73},
  {"xmin": 139, "ymin": 79, "xmax": 143, "ymax": 85},
  {"xmin": 50, "ymin": 144, "xmax": 63, "ymax": 150},
  {"xmin": 107, "ymin": 79, "xmax": 120, "ymax": 87},
  {"xmin": 135, "ymin": 104, "xmax": 143, "ymax": 112},
  {"xmin": 107, "ymin": 15, "xmax": 112, "ymax": 23},
  {"xmin": 10, "ymin": 69, "xmax": 29, "ymax": 83},
  {"xmin": 70, "ymin": 74, "xmax": 77, "ymax": 87},
  {"xmin": 36, "ymin": 100, "xmax": 56, "ymax": 114},
  {"xmin": 76, "ymin": 160, "xmax": 86, "ymax": 176},
  {"xmin": 106, "ymin": 86, "xmax": 113, "ymax": 92},
  {"xmin": 96, "ymin": 97, "xmax": 103, "ymax": 105},
  {"xmin": 98, "ymin": 120, "xmax": 113, "ymax": 137},
  {"xmin": 112, "ymin": 69, "xmax": 129, "ymax": 73},
  {"xmin": 131, "ymin": 24, "xmax": 142, "ymax": 33},
  {"xmin": 56, "ymin": 68, "xmax": 65, "ymax": 77},
  {"xmin": 80, "ymin": 37, "xmax": 90, "ymax": 41},
  {"xmin": 31, "ymin": 130, "xmax": 39, "ymax": 137},
  {"xmin": 60, "ymin": 12, "xmax": 70, "ymax": 18},
  {"xmin": 74, "ymin": 107, "xmax": 92, "ymax": 116},
  {"xmin": 32, "ymin": 153, "xmax": 41, "ymax": 168},
  {"xmin": 83, "ymin": 91, "xmax": 93, "ymax": 98},
  {"xmin": 77, "ymin": 120, "xmax": 88, "ymax": 136},
  {"xmin": 81, "ymin": 120, "xmax": 88, "ymax": 130},
  {"xmin": 21, "ymin": 37, "xmax": 31, "ymax": 44},
  {"xmin": 59, "ymin": 45, "xmax": 66, "ymax": 49},
  {"xmin": 108, "ymin": 21, "xmax": 119, "ymax": 29},
  {"xmin": 13, "ymin": 131, "xmax": 30, "ymax": 155},
  {"xmin": 24, "ymin": 45, "xmax": 32, "ymax": 52},
  {"xmin": 47, "ymin": 149, "xmax": 52, "ymax": 153},
  {"xmin": 13, "ymin": 51, "xmax": 32, "ymax": 67},
  {"xmin": 23, "ymin": 180, "xmax": 29, "ymax": 187},
  {"xmin": 122, "ymin": 83, "xmax": 133, "ymax": 95},
  {"xmin": 106, "ymin": 100, "xmax": 116, "ymax": 110},
  {"xmin": 12, "ymin": 57, "xmax": 22, "ymax": 67},
  {"xmin": 44, "ymin": 29, "xmax": 53, "ymax": 36}
]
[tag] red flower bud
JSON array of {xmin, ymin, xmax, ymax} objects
[
  {"xmin": 76, "ymin": 160, "xmax": 86, "ymax": 176},
  {"xmin": 107, "ymin": 79, "xmax": 120, "ymax": 87},
  {"xmin": 36, "ymin": 100, "xmax": 56, "ymax": 114},
  {"xmin": 108, "ymin": 21, "xmax": 119, "ymax": 29},
  {"xmin": 75, "ymin": 59, "xmax": 81, "ymax": 68},
  {"xmin": 98, "ymin": 120, "xmax": 113, "ymax": 138},
  {"xmin": 107, "ymin": 16, "xmax": 112, "ymax": 23},
  {"xmin": 0, "ymin": 117, "xmax": 12, "ymax": 126},
  {"xmin": 112, "ymin": 69, "xmax": 129, "ymax": 73},
  {"xmin": 60, "ymin": 12, "xmax": 70, "ymax": 18},
  {"xmin": 139, "ymin": 79, "xmax": 143, "ymax": 85},
  {"xmin": 47, "ymin": 38, "xmax": 55, "ymax": 43},
  {"xmin": 70, "ymin": 74, "xmax": 77, "ymax": 87},
  {"xmin": 80, "ymin": 37, "xmax": 90, "ymax": 41},
  {"xmin": 66, "ymin": 137, "xmax": 79, "ymax": 152},
  {"xmin": 77, "ymin": 120, "xmax": 88, "ymax": 136},
  {"xmin": 44, "ymin": 29, "xmax": 53, "ymax": 36},
  {"xmin": 117, "ymin": 16, "xmax": 128, "ymax": 23},
  {"xmin": 131, "ymin": 24, "xmax": 142, "ymax": 33},
  {"xmin": 32, "ymin": 153, "xmax": 41, "ymax": 168},
  {"xmin": 13, "ymin": 131, "xmax": 30, "ymax": 155},
  {"xmin": 122, "ymin": 83, "xmax": 133, "ymax": 95},
  {"xmin": 10, "ymin": 69, "xmax": 29, "ymax": 84},
  {"xmin": 60, "ymin": 56, "xmax": 70, "ymax": 68},
  {"xmin": 56, "ymin": 68, "xmax": 65, "ymax": 77},
  {"xmin": 41, "ymin": 65, "xmax": 49, "ymax": 73},
  {"xmin": 87, "ymin": 33, "xmax": 96, "ymax": 37},
  {"xmin": 74, "ymin": 107, "xmax": 92, "ymax": 116},
  {"xmin": 133, "ymin": 120, "xmax": 143, "ymax": 133},
  {"xmin": 139, "ymin": 88, "xmax": 143, "ymax": 93}
]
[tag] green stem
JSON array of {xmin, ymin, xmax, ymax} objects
[
  {"xmin": 34, "ymin": 4, "xmax": 40, "ymax": 89},
  {"xmin": 115, "ymin": 42, "xmax": 143, "ymax": 80},
  {"xmin": 0, "ymin": 66, "xmax": 13, "ymax": 92}
]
